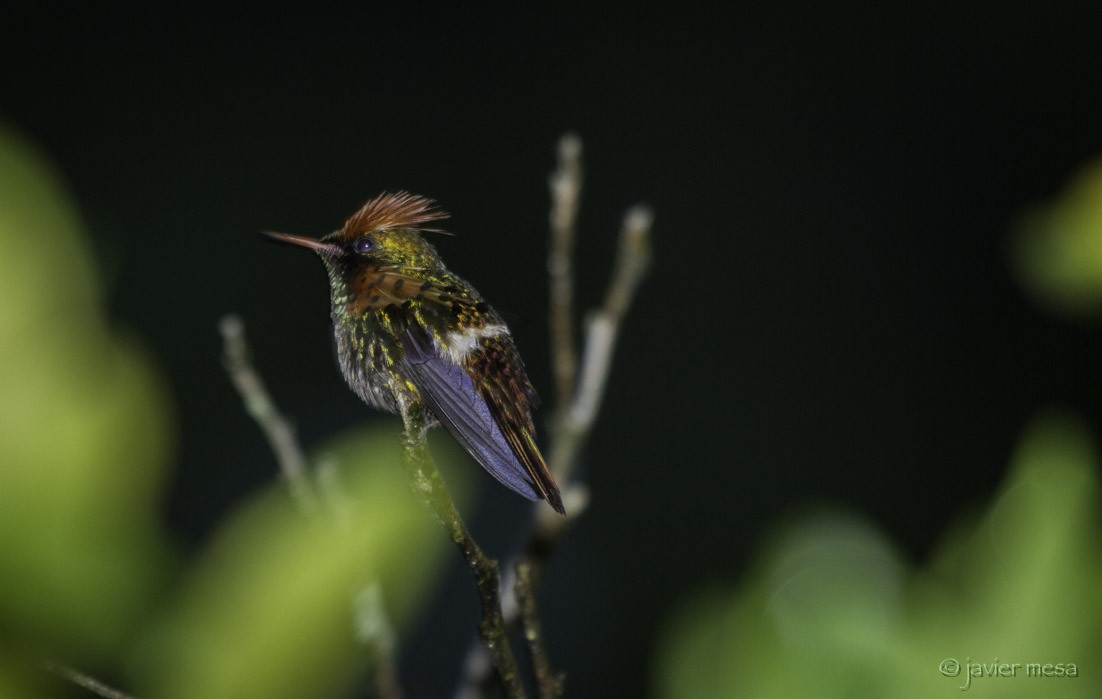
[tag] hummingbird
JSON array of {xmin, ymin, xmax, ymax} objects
[{"xmin": 263, "ymin": 192, "xmax": 564, "ymax": 514}]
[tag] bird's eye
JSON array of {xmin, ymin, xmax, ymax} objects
[{"xmin": 352, "ymin": 235, "xmax": 376, "ymax": 255}]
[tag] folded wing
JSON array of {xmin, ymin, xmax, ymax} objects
[{"xmin": 400, "ymin": 325, "xmax": 564, "ymax": 513}]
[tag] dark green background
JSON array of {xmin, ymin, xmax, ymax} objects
[{"xmin": 3, "ymin": 5, "xmax": 1101, "ymax": 697}]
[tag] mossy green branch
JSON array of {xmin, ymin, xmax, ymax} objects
[{"xmin": 398, "ymin": 403, "xmax": 525, "ymax": 699}]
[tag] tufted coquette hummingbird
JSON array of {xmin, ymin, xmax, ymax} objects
[{"xmin": 262, "ymin": 192, "xmax": 564, "ymax": 514}]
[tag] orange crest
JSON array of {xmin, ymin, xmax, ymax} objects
[{"xmin": 342, "ymin": 191, "xmax": 449, "ymax": 237}]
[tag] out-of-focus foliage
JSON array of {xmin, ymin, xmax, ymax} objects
[
  {"xmin": 0, "ymin": 126, "xmax": 466, "ymax": 697},
  {"xmin": 133, "ymin": 427, "xmax": 465, "ymax": 699},
  {"xmin": 0, "ymin": 123, "xmax": 173, "ymax": 694},
  {"xmin": 664, "ymin": 148, "xmax": 1102, "ymax": 694},
  {"xmin": 655, "ymin": 413, "xmax": 1102, "ymax": 698},
  {"xmin": 1014, "ymin": 158, "xmax": 1102, "ymax": 317}
]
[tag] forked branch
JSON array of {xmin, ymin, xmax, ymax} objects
[{"xmin": 455, "ymin": 133, "xmax": 652, "ymax": 698}]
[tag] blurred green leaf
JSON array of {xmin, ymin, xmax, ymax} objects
[
  {"xmin": 0, "ymin": 124, "xmax": 172, "ymax": 671},
  {"xmin": 0, "ymin": 659, "xmax": 54, "ymax": 699},
  {"xmin": 1013, "ymin": 158, "xmax": 1102, "ymax": 317},
  {"xmin": 655, "ymin": 413, "xmax": 1102, "ymax": 698},
  {"xmin": 134, "ymin": 425, "xmax": 467, "ymax": 699},
  {"xmin": 0, "ymin": 122, "xmax": 487, "ymax": 698}
]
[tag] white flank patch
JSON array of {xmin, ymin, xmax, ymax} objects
[{"xmin": 443, "ymin": 324, "xmax": 509, "ymax": 364}]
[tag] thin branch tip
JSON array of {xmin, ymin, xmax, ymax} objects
[
  {"xmin": 624, "ymin": 205, "xmax": 654, "ymax": 238},
  {"xmin": 558, "ymin": 132, "xmax": 582, "ymax": 161},
  {"xmin": 218, "ymin": 313, "xmax": 244, "ymax": 340},
  {"xmin": 220, "ymin": 317, "xmax": 407, "ymax": 695},
  {"xmin": 45, "ymin": 663, "xmax": 136, "ymax": 699},
  {"xmin": 548, "ymin": 131, "xmax": 585, "ymax": 413},
  {"xmin": 219, "ymin": 315, "xmax": 318, "ymax": 512}
]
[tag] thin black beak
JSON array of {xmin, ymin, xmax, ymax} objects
[{"xmin": 260, "ymin": 231, "xmax": 342, "ymax": 256}]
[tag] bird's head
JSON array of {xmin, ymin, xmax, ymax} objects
[{"xmin": 263, "ymin": 192, "xmax": 452, "ymax": 317}]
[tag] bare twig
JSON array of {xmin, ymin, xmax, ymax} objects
[
  {"xmin": 219, "ymin": 315, "xmax": 403, "ymax": 696},
  {"xmin": 548, "ymin": 133, "xmax": 583, "ymax": 413},
  {"xmin": 315, "ymin": 452, "xmax": 355, "ymax": 525},
  {"xmin": 515, "ymin": 563, "xmax": 563, "ymax": 699},
  {"xmin": 355, "ymin": 583, "xmax": 404, "ymax": 699},
  {"xmin": 455, "ymin": 135, "xmax": 653, "ymax": 698},
  {"xmin": 45, "ymin": 663, "xmax": 136, "ymax": 699},
  {"xmin": 550, "ymin": 204, "xmax": 652, "ymax": 482},
  {"xmin": 399, "ymin": 402, "xmax": 526, "ymax": 699},
  {"xmin": 219, "ymin": 314, "xmax": 319, "ymax": 512},
  {"xmin": 506, "ymin": 203, "xmax": 651, "ymax": 631}
]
